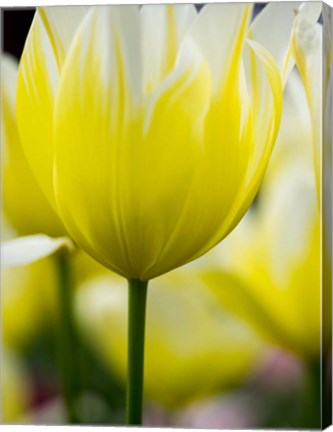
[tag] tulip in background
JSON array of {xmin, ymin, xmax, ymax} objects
[
  {"xmin": 1, "ymin": 2, "xmax": 330, "ymax": 427},
  {"xmin": 200, "ymin": 71, "xmax": 325, "ymax": 427},
  {"xmin": 1, "ymin": 52, "xmax": 105, "ymax": 423}
]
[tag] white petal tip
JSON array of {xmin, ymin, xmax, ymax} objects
[{"xmin": 1, "ymin": 235, "xmax": 74, "ymax": 268}]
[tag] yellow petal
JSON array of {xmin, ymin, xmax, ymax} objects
[
  {"xmin": 190, "ymin": 38, "xmax": 282, "ymax": 263},
  {"xmin": 142, "ymin": 2, "xmax": 254, "ymax": 273},
  {"xmin": 1, "ymin": 54, "xmax": 64, "ymax": 236},
  {"xmin": 16, "ymin": 6, "xmax": 88, "ymax": 208}
]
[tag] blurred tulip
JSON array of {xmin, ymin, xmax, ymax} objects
[
  {"xmin": 76, "ymin": 270, "xmax": 263, "ymax": 408},
  {"xmin": 2, "ymin": 243, "xmax": 58, "ymax": 349},
  {"xmin": 292, "ymin": 13, "xmax": 322, "ymax": 196},
  {"xmin": 202, "ymin": 73, "xmax": 321, "ymax": 360},
  {"xmin": 1, "ymin": 212, "xmax": 106, "ymax": 351},
  {"xmin": 262, "ymin": 72, "xmax": 314, "ymax": 182},
  {"xmin": 1, "ymin": 348, "xmax": 32, "ymax": 423}
]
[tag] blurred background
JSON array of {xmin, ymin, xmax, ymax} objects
[{"xmin": 1, "ymin": 5, "xmax": 330, "ymax": 428}]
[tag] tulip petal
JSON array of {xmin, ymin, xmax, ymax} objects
[
  {"xmin": 16, "ymin": 6, "xmax": 88, "ymax": 207},
  {"xmin": 141, "ymin": 4, "xmax": 197, "ymax": 93},
  {"xmin": 263, "ymin": 71, "xmax": 313, "ymax": 182},
  {"xmin": 190, "ymin": 39, "xmax": 282, "ymax": 260},
  {"xmin": 189, "ymin": 3, "xmax": 253, "ymax": 95},
  {"xmin": 1, "ymin": 54, "xmax": 65, "ymax": 237},
  {"xmin": 292, "ymin": 18, "xmax": 322, "ymax": 197},
  {"xmin": 54, "ymin": 6, "xmax": 144, "ymax": 277},
  {"xmin": 1, "ymin": 235, "xmax": 74, "ymax": 268},
  {"xmin": 141, "ymin": 4, "xmax": 196, "ymax": 76},
  {"xmin": 223, "ymin": 40, "xmax": 283, "ymax": 235},
  {"xmin": 250, "ymin": 2, "xmax": 322, "ymax": 85},
  {"xmin": 142, "ymin": 3, "xmax": 256, "ymax": 275},
  {"xmin": 136, "ymin": 38, "xmax": 212, "ymax": 278}
]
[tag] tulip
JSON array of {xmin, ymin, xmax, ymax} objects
[
  {"xmin": 204, "ymin": 71, "xmax": 320, "ymax": 359},
  {"xmin": 293, "ymin": 10, "xmax": 332, "ymax": 426},
  {"xmin": 17, "ymin": 3, "xmax": 284, "ymax": 282},
  {"xmin": 15, "ymin": 3, "xmax": 321, "ymax": 424},
  {"xmin": 2, "ymin": 249, "xmax": 58, "ymax": 349},
  {"xmin": 2, "ymin": 28, "xmax": 85, "ymax": 421},
  {"xmin": 201, "ymin": 72, "xmax": 322, "ymax": 427},
  {"xmin": 52, "ymin": 4, "xmax": 284, "ymax": 281}
]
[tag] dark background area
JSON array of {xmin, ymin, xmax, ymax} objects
[{"xmin": 2, "ymin": 8, "xmax": 35, "ymax": 59}]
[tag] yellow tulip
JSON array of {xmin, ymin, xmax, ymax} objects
[
  {"xmin": 1, "ymin": 218, "xmax": 105, "ymax": 353},
  {"xmin": 76, "ymin": 270, "xmax": 263, "ymax": 408},
  {"xmin": 2, "ymin": 241, "xmax": 58, "ymax": 349},
  {"xmin": 15, "ymin": 3, "xmax": 291, "ymax": 280},
  {"xmin": 203, "ymin": 72, "xmax": 321, "ymax": 360},
  {"xmin": 292, "ymin": 13, "xmax": 332, "ymax": 358},
  {"xmin": 1, "ymin": 54, "xmax": 65, "ymax": 237}
]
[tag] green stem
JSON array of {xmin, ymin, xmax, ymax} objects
[
  {"xmin": 55, "ymin": 250, "xmax": 80, "ymax": 424},
  {"xmin": 126, "ymin": 279, "xmax": 148, "ymax": 425}
]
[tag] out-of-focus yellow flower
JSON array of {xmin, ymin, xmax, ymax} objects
[
  {"xmin": 262, "ymin": 72, "xmax": 314, "ymax": 182},
  {"xmin": 2, "ymin": 249, "xmax": 58, "ymax": 349},
  {"xmin": 1, "ymin": 223, "xmax": 107, "ymax": 351},
  {"xmin": 292, "ymin": 13, "xmax": 322, "ymax": 197},
  {"xmin": 202, "ymin": 73, "xmax": 321, "ymax": 360},
  {"xmin": 1, "ymin": 54, "xmax": 65, "ymax": 237},
  {"xmin": 292, "ymin": 18, "xmax": 330, "ymax": 355},
  {"xmin": 76, "ymin": 271, "xmax": 263, "ymax": 408},
  {"xmin": 1, "ymin": 348, "xmax": 32, "ymax": 423},
  {"xmin": 16, "ymin": 3, "xmax": 308, "ymax": 280}
]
